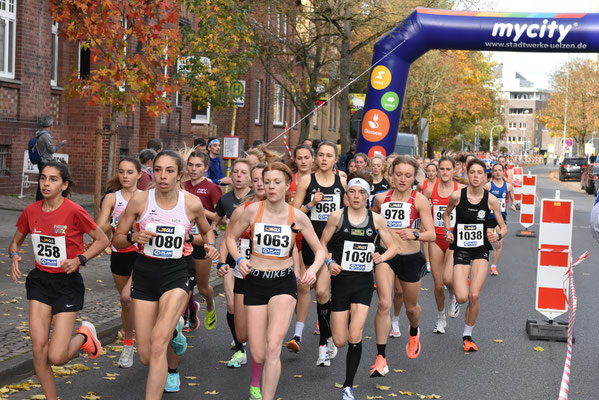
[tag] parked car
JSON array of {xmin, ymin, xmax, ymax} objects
[
  {"xmin": 559, "ymin": 157, "xmax": 587, "ymax": 181},
  {"xmin": 581, "ymin": 163, "xmax": 599, "ymax": 194}
]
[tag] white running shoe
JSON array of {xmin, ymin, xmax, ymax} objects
[
  {"xmin": 316, "ymin": 344, "xmax": 330, "ymax": 367},
  {"xmin": 118, "ymin": 345, "xmax": 134, "ymax": 368},
  {"xmin": 433, "ymin": 318, "xmax": 447, "ymax": 334},
  {"xmin": 326, "ymin": 337, "xmax": 338, "ymax": 360},
  {"xmin": 426, "ymin": 262, "xmax": 431, "ymax": 273},
  {"xmin": 389, "ymin": 322, "xmax": 401, "ymax": 338},
  {"xmin": 448, "ymin": 295, "xmax": 460, "ymax": 318}
]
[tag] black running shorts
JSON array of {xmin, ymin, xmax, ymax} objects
[
  {"xmin": 185, "ymin": 255, "xmax": 197, "ymax": 289},
  {"xmin": 26, "ymin": 268, "xmax": 84, "ymax": 315},
  {"xmin": 331, "ymin": 271, "xmax": 374, "ymax": 312},
  {"xmin": 233, "ymin": 276, "xmax": 245, "ymax": 295},
  {"xmin": 453, "ymin": 248, "xmax": 490, "ymax": 265},
  {"xmin": 192, "ymin": 244, "xmax": 206, "ymax": 260},
  {"xmin": 387, "ymin": 251, "xmax": 427, "ymax": 283},
  {"xmin": 244, "ymin": 267, "xmax": 297, "ymax": 306},
  {"xmin": 110, "ymin": 251, "xmax": 137, "ymax": 276},
  {"xmin": 131, "ymin": 256, "xmax": 191, "ymax": 301}
]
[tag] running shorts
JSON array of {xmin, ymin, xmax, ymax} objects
[
  {"xmin": 244, "ymin": 267, "xmax": 297, "ymax": 306},
  {"xmin": 185, "ymin": 255, "xmax": 197, "ymax": 289},
  {"xmin": 110, "ymin": 251, "xmax": 137, "ymax": 276},
  {"xmin": 300, "ymin": 236, "xmax": 315, "ymax": 267},
  {"xmin": 192, "ymin": 244, "xmax": 206, "ymax": 260},
  {"xmin": 453, "ymin": 248, "xmax": 490, "ymax": 265},
  {"xmin": 487, "ymin": 218, "xmax": 498, "ymax": 229},
  {"xmin": 131, "ymin": 256, "xmax": 191, "ymax": 301},
  {"xmin": 26, "ymin": 268, "xmax": 84, "ymax": 315},
  {"xmin": 331, "ymin": 271, "xmax": 374, "ymax": 312},
  {"xmin": 233, "ymin": 276, "xmax": 245, "ymax": 295},
  {"xmin": 387, "ymin": 251, "xmax": 427, "ymax": 283}
]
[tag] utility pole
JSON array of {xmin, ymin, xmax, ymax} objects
[{"xmin": 562, "ymin": 57, "xmax": 570, "ymax": 158}]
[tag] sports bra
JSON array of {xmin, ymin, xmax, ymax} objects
[{"xmin": 380, "ymin": 189, "xmax": 420, "ymax": 229}]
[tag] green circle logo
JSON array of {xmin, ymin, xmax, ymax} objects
[{"xmin": 381, "ymin": 92, "xmax": 399, "ymax": 112}]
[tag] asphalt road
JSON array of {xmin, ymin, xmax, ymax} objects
[{"xmin": 3, "ymin": 164, "xmax": 598, "ymax": 400}]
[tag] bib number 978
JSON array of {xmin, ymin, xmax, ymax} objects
[{"xmin": 384, "ymin": 208, "xmax": 405, "ymax": 221}]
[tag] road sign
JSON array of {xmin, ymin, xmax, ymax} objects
[
  {"xmin": 222, "ymin": 136, "xmax": 240, "ymax": 160},
  {"xmin": 20, "ymin": 151, "xmax": 69, "ymax": 198},
  {"xmin": 230, "ymin": 80, "xmax": 246, "ymax": 107},
  {"xmin": 512, "ymin": 166, "xmax": 523, "ymax": 205},
  {"xmin": 518, "ymin": 173, "xmax": 536, "ymax": 235},
  {"xmin": 566, "ymin": 138, "xmax": 573, "ymax": 147}
]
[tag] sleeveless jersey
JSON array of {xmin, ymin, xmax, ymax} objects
[
  {"xmin": 370, "ymin": 178, "xmax": 390, "ymax": 207},
  {"xmin": 430, "ymin": 180, "xmax": 458, "ymax": 235},
  {"xmin": 329, "ymin": 208, "xmax": 378, "ymax": 273},
  {"xmin": 489, "ymin": 181, "xmax": 508, "ymax": 219},
  {"xmin": 234, "ymin": 201, "xmax": 253, "ymax": 278},
  {"xmin": 289, "ymin": 173, "xmax": 298, "ymax": 203},
  {"xmin": 422, "ymin": 178, "xmax": 436, "ymax": 193},
  {"xmin": 136, "ymin": 189, "xmax": 192, "ymax": 260},
  {"xmin": 380, "ymin": 189, "xmax": 420, "ymax": 229},
  {"xmin": 250, "ymin": 201, "xmax": 296, "ymax": 261},
  {"xmin": 451, "ymin": 187, "xmax": 491, "ymax": 251},
  {"xmin": 302, "ymin": 173, "xmax": 345, "ymax": 235},
  {"xmin": 111, "ymin": 190, "xmax": 137, "ymax": 253}
]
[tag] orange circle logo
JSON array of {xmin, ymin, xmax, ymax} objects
[
  {"xmin": 371, "ymin": 66, "xmax": 392, "ymax": 90},
  {"xmin": 368, "ymin": 146, "xmax": 387, "ymax": 158},
  {"xmin": 361, "ymin": 109, "xmax": 390, "ymax": 142}
]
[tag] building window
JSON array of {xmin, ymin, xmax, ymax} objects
[
  {"xmin": 119, "ymin": 148, "xmax": 129, "ymax": 157},
  {"xmin": 519, "ymin": 122, "xmax": 527, "ymax": 129},
  {"xmin": 191, "ymin": 102, "xmax": 210, "ymax": 124},
  {"xmin": 254, "ymin": 80, "xmax": 261, "ymax": 124},
  {"xmin": 508, "ymin": 122, "xmax": 517, "ymax": 129},
  {"xmin": 509, "ymin": 108, "xmax": 533, "ymax": 115},
  {"xmin": 0, "ymin": 144, "xmax": 8, "ymax": 175},
  {"xmin": 175, "ymin": 58, "xmax": 185, "ymax": 107},
  {"xmin": 0, "ymin": 0, "xmax": 16, "ymax": 79},
  {"xmin": 273, "ymin": 84, "xmax": 284, "ymax": 126},
  {"xmin": 51, "ymin": 20, "xmax": 58, "ymax": 86},
  {"xmin": 78, "ymin": 42, "xmax": 91, "ymax": 79}
]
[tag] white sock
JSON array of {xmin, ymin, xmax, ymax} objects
[
  {"xmin": 438, "ymin": 311, "xmax": 446, "ymax": 319},
  {"xmin": 391, "ymin": 315, "xmax": 400, "ymax": 323},
  {"xmin": 294, "ymin": 322, "xmax": 305, "ymax": 340},
  {"xmin": 463, "ymin": 324, "xmax": 474, "ymax": 337},
  {"xmin": 491, "ymin": 264, "xmax": 497, "ymax": 269}
]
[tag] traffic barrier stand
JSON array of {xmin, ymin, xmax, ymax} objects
[
  {"xmin": 526, "ymin": 190, "xmax": 572, "ymax": 342},
  {"xmin": 517, "ymin": 172, "xmax": 536, "ymax": 237},
  {"xmin": 512, "ymin": 166, "xmax": 523, "ymax": 210}
]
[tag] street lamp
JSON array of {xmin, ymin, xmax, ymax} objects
[{"xmin": 490, "ymin": 125, "xmax": 503, "ymax": 153}]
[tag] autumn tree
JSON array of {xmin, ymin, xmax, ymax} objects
[{"xmin": 538, "ymin": 58, "xmax": 599, "ymax": 155}]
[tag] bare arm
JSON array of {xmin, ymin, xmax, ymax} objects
[
  {"xmin": 507, "ymin": 183, "xmax": 516, "ymax": 211},
  {"xmin": 225, "ymin": 204, "xmax": 254, "ymax": 275},
  {"xmin": 96, "ymin": 193, "xmax": 116, "ymax": 234},
  {"xmin": 319, "ymin": 209, "xmax": 342, "ymax": 276},
  {"xmin": 113, "ymin": 192, "xmax": 152, "ymax": 249},
  {"xmin": 295, "ymin": 211, "xmax": 325, "ymax": 285},
  {"xmin": 488, "ymin": 195, "xmax": 508, "ymax": 242},
  {"xmin": 444, "ymin": 191, "xmax": 460, "ymax": 243},
  {"xmin": 190, "ymin": 195, "xmax": 218, "ymax": 260},
  {"xmin": 372, "ymin": 213, "xmax": 398, "ymax": 263},
  {"xmin": 9, "ymin": 230, "xmax": 27, "ymax": 282},
  {"xmin": 60, "ymin": 226, "xmax": 109, "ymax": 274}
]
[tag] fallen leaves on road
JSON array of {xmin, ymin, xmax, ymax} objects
[
  {"xmin": 81, "ymin": 392, "xmax": 102, "ymax": 399},
  {"xmin": 376, "ymin": 384, "xmax": 391, "ymax": 390},
  {"xmin": 399, "ymin": 391, "xmax": 414, "ymax": 395},
  {"xmin": 493, "ymin": 339, "xmax": 504, "ymax": 343},
  {"xmin": 52, "ymin": 363, "xmax": 90, "ymax": 377},
  {"xmin": 533, "ymin": 346, "xmax": 544, "ymax": 352},
  {"xmin": 0, "ymin": 379, "xmax": 40, "ymax": 397},
  {"xmin": 205, "ymin": 390, "xmax": 219, "ymax": 395},
  {"xmin": 393, "ymin": 369, "xmax": 405, "ymax": 373}
]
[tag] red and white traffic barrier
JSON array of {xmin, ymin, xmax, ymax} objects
[
  {"xmin": 520, "ymin": 173, "xmax": 536, "ymax": 229},
  {"xmin": 513, "ymin": 166, "xmax": 523, "ymax": 206},
  {"xmin": 558, "ymin": 251, "xmax": 589, "ymax": 400},
  {"xmin": 282, "ymin": 121, "xmax": 292, "ymax": 157}
]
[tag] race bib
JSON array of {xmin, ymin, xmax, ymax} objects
[
  {"xmin": 239, "ymin": 238, "xmax": 251, "ymax": 261},
  {"xmin": 341, "ymin": 241, "xmax": 375, "ymax": 272},
  {"xmin": 32, "ymin": 234, "xmax": 67, "ymax": 268},
  {"xmin": 253, "ymin": 223, "xmax": 292, "ymax": 258},
  {"xmin": 498, "ymin": 198, "xmax": 506, "ymax": 213},
  {"xmin": 143, "ymin": 223, "xmax": 185, "ymax": 259},
  {"xmin": 310, "ymin": 194, "xmax": 340, "ymax": 221},
  {"xmin": 433, "ymin": 205, "xmax": 455, "ymax": 228},
  {"xmin": 190, "ymin": 225, "xmax": 199, "ymax": 235},
  {"xmin": 381, "ymin": 202, "xmax": 411, "ymax": 229},
  {"xmin": 456, "ymin": 224, "xmax": 484, "ymax": 248}
]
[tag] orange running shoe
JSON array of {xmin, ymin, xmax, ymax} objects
[
  {"xmin": 463, "ymin": 336, "xmax": 478, "ymax": 352},
  {"xmin": 369, "ymin": 355, "xmax": 389, "ymax": 378},
  {"xmin": 286, "ymin": 336, "xmax": 301, "ymax": 353},
  {"xmin": 78, "ymin": 321, "xmax": 102, "ymax": 359},
  {"xmin": 313, "ymin": 322, "xmax": 320, "ymax": 335},
  {"xmin": 406, "ymin": 328, "xmax": 421, "ymax": 359},
  {"xmin": 490, "ymin": 266, "xmax": 498, "ymax": 276}
]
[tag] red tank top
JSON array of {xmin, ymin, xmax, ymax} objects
[
  {"xmin": 381, "ymin": 189, "xmax": 420, "ymax": 229},
  {"xmin": 430, "ymin": 180, "xmax": 458, "ymax": 235}
]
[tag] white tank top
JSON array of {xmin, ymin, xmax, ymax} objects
[
  {"xmin": 111, "ymin": 190, "xmax": 138, "ymax": 252},
  {"xmin": 137, "ymin": 189, "xmax": 192, "ymax": 259}
]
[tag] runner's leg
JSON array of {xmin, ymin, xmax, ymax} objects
[
  {"xmin": 465, "ymin": 259, "xmax": 488, "ymax": 328},
  {"xmin": 29, "ymin": 300, "xmax": 57, "ymax": 399},
  {"xmin": 374, "ymin": 264, "xmax": 394, "ymax": 356},
  {"xmin": 132, "ymin": 299, "xmax": 159, "ymax": 366},
  {"xmin": 47, "ymin": 311, "xmax": 84, "ymax": 365},
  {"xmin": 344, "ymin": 304, "xmax": 369, "ymax": 388},
  {"xmin": 195, "ymin": 258, "xmax": 215, "ymax": 314},
  {"xmin": 113, "ymin": 274, "xmax": 133, "ymax": 341}
]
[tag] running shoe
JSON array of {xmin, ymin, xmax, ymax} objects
[
  {"xmin": 205, "ymin": 300, "xmax": 217, "ymax": 330},
  {"xmin": 249, "ymin": 385, "xmax": 262, "ymax": 400},
  {"xmin": 227, "ymin": 350, "xmax": 247, "ymax": 368},
  {"xmin": 182, "ymin": 316, "xmax": 191, "ymax": 332},
  {"xmin": 231, "ymin": 340, "xmax": 247, "ymax": 350},
  {"xmin": 170, "ymin": 316, "xmax": 187, "ymax": 356},
  {"xmin": 426, "ymin": 262, "xmax": 431, "ymax": 273},
  {"xmin": 390, "ymin": 321, "xmax": 401, "ymax": 338},
  {"xmin": 369, "ymin": 355, "xmax": 389, "ymax": 377},
  {"xmin": 463, "ymin": 336, "xmax": 478, "ymax": 352},
  {"xmin": 341, "ymin": 386, "xmax": 355, "ymax": 400},
  {"xmin": 326, "ymin": 337, "xmax": 338, "ymax": 360},
  {"xmin": 286, "ymin": 336, "xmax": 301, "ymax": 353},
  {"xmin": 77, "ymin": 321, "xmax": 101, "ymax": 360},
  {"xmin": 313, "ymin": 321, "xmax": 320, "ymax": 335},
  {"xmin": 490, "ymin": 266, "xmax": 499, "ymax": 276},
  {"xmin": 406, "ymin": 328, "xmax": 421, "ymax": 359},
  {"xmin": 189, "ymin": 301, "xmax": 200, "ymax": 330},
  {"xmin": 118, "ymin": 344, "xmax": 134, "ymax": 368},
  {"xmin": 433, "ymin": 318, "xmax": 447, "ymax": 334},
  {"xmin": 448, "ymin": 295, "xmax": 460, "ymax": 318},
  {"xmin": 316, "ymin": 344, "xmax": 330, "ymax": 367},
  {"xmin": 164, "ymin": 371, "xmax": 180, "ymax": 393}
]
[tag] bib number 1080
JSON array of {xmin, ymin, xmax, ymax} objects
[
  {"xmin": 254, "ymin": 233, "xmax": 289, "ymax": 248},
  {"xmin": 148, "ymin": 235, "xmax": 183, "ymax": 249},
  {"xmin": 37, "ymin": 244, "xmax": 60, "ymax": 258}
]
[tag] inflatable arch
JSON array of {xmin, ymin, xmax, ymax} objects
[{"xmin": 357, "ymin": 8, "xmax": 599, "ymax": 157}]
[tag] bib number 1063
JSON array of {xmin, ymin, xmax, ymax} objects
[{"xmin": 254, "ymin": 233, "xmax": 289, "ymax": 248}]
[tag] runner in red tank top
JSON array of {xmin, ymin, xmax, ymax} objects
[
  {"xmin": 424, "ymin": 156, "xmax": 463, "ymax": 335},
  {"xmin": 10, "ymin": 161, "xmax": 109, "ymax": 399}
]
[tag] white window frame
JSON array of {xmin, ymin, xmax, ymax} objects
[
  {"xmin": 0, "ymin": 0, "xmax": 16, "ymax": 79},
  {"xmin": 273, "ymin": 83, "xmax": 285, "ymax": 127},
  {"xmin": 191, "ymin": 56, "xmax": 211, "ymax": 124},
  {"xmin": 276, "ymin": 12, "xmax": 281, "ymax": 37},
  {"xmin": 254, "ymin": 79, "xmax": 261, "ymax": 124},
  {"xmin": 313, "ymin": 107, "xmax": 318, "ymax": 128},
  {"xmin": 292, "ymin": 95, "xmax": 297, "ymax": 127},
  {"xmin": 50, "ymin": 20, "xmax": 58, "ymax": 86}
]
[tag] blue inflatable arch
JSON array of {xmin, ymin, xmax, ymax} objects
[{"xmin": 357, "ymin": 8, "xmax": 599, "ymax": 157}]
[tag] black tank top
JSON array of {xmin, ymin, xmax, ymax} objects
[
  {"xmin": 329, "ymin": 208, "xmax": 378, "ymax": 275},
  {"xmin": 451, "ymin": 187, "xmax": 491, "ymax": 251},
  {"xmin": 303, "ymin": 173, "xmax": 345, "ymax": 235}
]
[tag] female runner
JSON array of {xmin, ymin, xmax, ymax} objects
[
  {"xmin": 321, "ymin": 172, "xmax": 397, "ymax": 400},
  {"xmin": 293, "ymin": 141, "xmax": 347, "ymax": 367},
  {"xmin": 226, "ymin": 162, "xmax": 324, "ymax": 400},
  {"xmin": 444, "ymin": 158, "xmax": 506, "ymax": 351},
  {"xmin": 423, "ymin": 156, "xmax": 463, "ymax": 334},
  {"xmin": 370, "ymin": 156, "xmax": 435, "ymax": 377},
  {"xmin": 96, "ymin": 157, "xmax": 142, "ymax": 367},
  {"xmin": 286, "ymin": 144, "xmax": 314, "ymax": 352},
  {"xmin": 370, "ymin": 155, "xmax": 390, "ymax": 207},
  {"xmin": 183, "ymin": 151, "xmax": 221, "ymax": 330},
  {"xmin": 10, "ymin": 161, "xmax": 109, "ymax": 400},
  {"xmin": 113, "ymin": 151, "xmax": 218, "ymax": 399}
]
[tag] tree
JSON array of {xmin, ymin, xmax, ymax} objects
[{"xmin": 538, "ymin": 58, "xmax": 599, "ymax": 155}]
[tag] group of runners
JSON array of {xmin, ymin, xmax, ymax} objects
[{"xmin": 9, "ymin": 140, "xmax": 518, "ymax": 400}]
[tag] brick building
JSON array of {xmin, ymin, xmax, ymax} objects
[{"xmin": 0, "ymin": 0, "xmax": 340, "ymax": 195}]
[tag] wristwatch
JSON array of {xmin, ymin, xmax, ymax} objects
[
  {"xmin": 413, "ymin": 231, "xmax": 420, "ymax": 240},
  {"xmin": 126, "ymin": 231, "xmax": 135, "ymax": 244},
  {"xmin": 77, "ymin": 255, "xmax": 88, "ymax": 266}
]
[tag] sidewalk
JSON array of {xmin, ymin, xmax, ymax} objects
[
  {"xmin": 0, "ymin": 200, "xmax": 223, "ymax": 386},
  {"xmin": 0, "ymin": 193, "xmax": 94, "ymax": 212}
]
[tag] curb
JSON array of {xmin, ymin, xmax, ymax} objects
[{"xmin": 0, "ymin": 277, "xmax": 224, "ymax": 387}]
